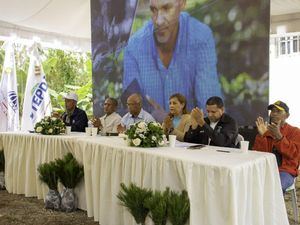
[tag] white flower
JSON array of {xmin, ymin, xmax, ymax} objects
[
  {"xmin": 132, "ymin": 138, "xmax": 141, "ymax": 146},
  {"xmin": 51, "ymin": 117, "xmax": 57, "ymax": 121},
  {"xmin": 139, "ymin": 134, "xmax": 145, "ymax": 139},
  {"xmin": 158, "ymin": 140, "xmax": 165, "ymax": 146},
  {"xmin": 136, "ymin": 128, "xmax": 144, "ymax": 133},
  {"xmin": 36, "ymin": 126, "xmax": 43, "ymax": 133},
  {"xmin": 152, "ymin": 136, "xmax": 157, "ymax": 141},
  {"xmin": 138, "ymin": 122, "xmax": 147, "ymax": 130},
  {"xmin": 136, "ymin": 122, "xmax": 147, "ymax": 133},
  {"xmin": 48, "ymin": 128, "xmax": 53, "ymax": 134}
]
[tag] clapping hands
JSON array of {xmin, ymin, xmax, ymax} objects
[
  {"xmin": 255, "ymin": 116, "xmax": 282, "ymax": 140},
  {"xmin": 163, "ymin": 114, "xmax": 173, "ymax": 129},
  {"xmin": 191, "ymin": 107, "xmax": 205, "ymax": 127},
  {"xmin": 268, "ymin": 121, "xmax": 283, "ymax": 140},
  {"xmin": 91, "ymin": 117, "xmax": 102, "ymax": 128},
  {"xmin": 255, "ymin": 117, "xmax": 268, "ymax": 136},
  {"xmin": 117, "ymin": 124, "xmax": 126, "ymax": 133}
]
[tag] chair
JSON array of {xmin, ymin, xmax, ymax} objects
[
  {"xmin": 238, "ymin": 126, "xmax": 258, "ymax": 149},
  {"xmin": 286, "ymin": 179, "xmax": 299, "ymax": 224},
  {"xmin": 235, "ymin": 133, "xmax": 244, "ymax": 148}
]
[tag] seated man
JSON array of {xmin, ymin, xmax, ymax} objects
[
  {"xmin": 61, "ymin": 92, "xmax": 88, "ymax": 132},
  {"xmin": 253, "ymin": 101, "xmax": 300, "ymax": 192},
  {"xmin": 118, "ymin": 93, "xmax": 155, "ymax": 132},
  {"xmin": 92, "ymin": 97, "xmax": 121, "ymax": 134},
  {"xmin": 184, "ymin": 96, "xmax": 238, "ymax": 147}
]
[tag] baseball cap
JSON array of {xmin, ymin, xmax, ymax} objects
[
  {"xmin": 267, "ymin": 100, "xmax": 289, "ymax": 113},
  {"xmin": 63, "ymin": 92, "xmax": 78, "ymax": 102}
]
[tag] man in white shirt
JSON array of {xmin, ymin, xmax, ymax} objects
[
  {"xmin": 117, "ymin": 93, "xmax": 155, "ymax": 132},
  {"xmin": 92, "ymin": 97, "xmax": 121, "ymax": 134}
]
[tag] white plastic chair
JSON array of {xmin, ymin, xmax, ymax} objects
[{"xmin": 286, "ymin": 179, "xmax": 299, "ymax": 224}]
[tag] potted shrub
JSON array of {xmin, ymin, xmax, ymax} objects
[
  {"xmin": 0, "ymin": 150, "xmax": 5, "ymax": 190},
  {"xmin": 56, "ymin": 153, "xmax": 84, "ymax": 212},
  {"xmin": 117, "ymin": 183, "xmax": 152, "ymax": 225},
  {"xmin": 144, "ymin": 189, "xmax": 169, "ymax": 225},
  {"xmin": 37, "ymin": 161, "xmax": 61, "ymax": 210},
  {"xmin": 167, "ymin": 190, "xmax": 190, "ymax": 225}
]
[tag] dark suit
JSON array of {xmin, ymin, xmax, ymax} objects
[
  {"xmin": 184, "ymin": 113, "xmax": 238, "ymax": 148},
  {"xmin": 62, "ymin": 107, "xmax": 88, "ymax": 132}
]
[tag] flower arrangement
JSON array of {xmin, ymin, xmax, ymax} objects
[
  {"xmin": 125, "ymin": 121, "xmax": 164, "ymax": 147},
  {"xmin": 34, "ymin": 116, "xmax": 66, "ymax": 135}
]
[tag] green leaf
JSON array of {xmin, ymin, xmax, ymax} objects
[
  {"xmin": 37, "ymin": 161, "xmax": 60, "ymax": 190},
  {"xmin": 55, "ymin": 153, "xmax": 84, "ymax": 188},
  {"xmin": 144, "ymin": 190, "xmax": 168, "ymax": 225},
  {"xmin": 167, "ymin": 190, "xmax": 190, "ymax": 225},
  {"xmin": 117, "ymin": 183, "xmax": 152, "ymax": 224}
]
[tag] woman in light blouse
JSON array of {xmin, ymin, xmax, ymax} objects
[{"xmin": 162, "ymin": 93, "xmax": 190, "ymax": 141}]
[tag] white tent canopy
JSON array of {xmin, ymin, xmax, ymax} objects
[
  {"xmin": 0, "ymin": 0, "xmax": 91, "ymax": 52},
  {"xmin": 0, "ymin": 0, "xmax": 299, "ymax": 52},
  {"xmin": 0, "ymin": 0, "xmax": 300, "ymax": 51},
  {"xmin": 271, "ymin": 0, "xmax": 300, "ymax": 15}
]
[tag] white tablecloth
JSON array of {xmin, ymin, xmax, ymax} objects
[{"xmin": 0, "ymin": 132, "xmax": 289, "ymax": 225}]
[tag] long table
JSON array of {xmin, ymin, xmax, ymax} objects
[{"xmin": 0, "ymin": 132, "xmax": 289, "ymax": 225}]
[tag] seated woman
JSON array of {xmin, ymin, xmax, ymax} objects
[{"xmin": 162, "ymin": 93, "xmax": 190, "ymax": 141}]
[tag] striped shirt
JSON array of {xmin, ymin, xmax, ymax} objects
[
  {"xmin": 123, "ymin": 12, "xmax": 222, "ymax": 111},
  {"xmin": 121, "ymin": 109, "xmax": 155, "ymax": 129}
]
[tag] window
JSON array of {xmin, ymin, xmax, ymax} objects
[
  {"xmin": 280, "ymin": 37, "xmax": 286, "ymax": 55},
  {"xmin": 293, "ymin": 36, "xmax": 299, "ymax": 53},
  {"xmin": 275, "ymin": 33, "xmax": 300, "ymax": 57}
]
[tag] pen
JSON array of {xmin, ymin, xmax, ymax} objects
[{"xmin": 216, "ymin": 150, "xmax": 230, "ymax": 153}]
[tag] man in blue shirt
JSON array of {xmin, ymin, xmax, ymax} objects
[
  {"xmin": 123, "ymin": 0, "xmax": 222, "ymax": 114},
  {"xmin": 117, "ymin": 93, "xmax": 155, "ymax": 132}
]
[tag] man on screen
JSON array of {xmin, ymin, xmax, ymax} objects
[{"xmin": 123, "ymin": 0, "xmax": 222, "ymax": 113}]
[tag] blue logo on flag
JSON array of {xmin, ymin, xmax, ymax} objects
[
  {"xmin": 8, "ymin": 91, "xmax": 18, "ymax": 112},
  {"xmin": 30, "ymin": 78, "xmax": 48, "ymax": 121}
]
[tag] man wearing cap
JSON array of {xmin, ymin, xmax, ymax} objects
[
  {"xmin": 61, "ymin": 92, "xmax": 88, "ymax": 132},
  {"xmin": 254, "ymin": 101, "xmax": 300, "ymax": 192}
]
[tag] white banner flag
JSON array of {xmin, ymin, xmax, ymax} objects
[
  {"xmin": 21, "ymin": 43, "xmax": 52, "ymax": 131},
  {"xmin": 0, "ymin": 41, "xmax": 19, "ymax": 132}
]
